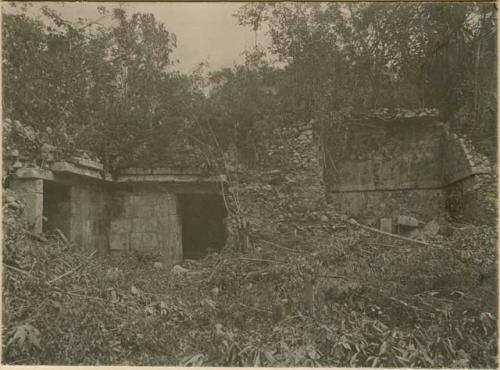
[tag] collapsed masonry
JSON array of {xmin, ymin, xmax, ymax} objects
[
  {"xmin": 9, "ymin": 109, "xmax": 495, "ymax": 264},
  {"xmin": 223, "ymin": 109, "xmax": 495, "ymax": 249}
]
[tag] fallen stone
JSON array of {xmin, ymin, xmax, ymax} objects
[
  {"xmin": 380, "ymin": 218, "xmax": 393, "ymax": 233},
  {"xmin": 423, "ymin": 219, "xmax": 440, "ymax": 237},
  {"xmin": 408, "ymin": 229, "xmax": 423, "ymax": 240},
  {"xmin": 320, "ymin": 215, "xmax": 329, "ymax": 222},
  {"xmin": 172, "ymin": 265, "xmax": 189, "ymax": 274},
  {"xmin": 41, "ymin": 143, "xmax": 57, "ymax": 153},
  {"xmin": 12, "ymin": 161, "xmax": 23, "ymax": 169},
  {"xmin": 9, "ymin": 201, "xmax": 23, "ymax": 210},
  {"xmin": 397, "ymin": 215, "xmax": 419, "ymax": 228},
  {"xmin": 153, "ymin": 262, "xmax": 164, "ymax": 269},
  {"xmin": 340, "ymin": 214, "xmax": 349, "ymax": 221}
]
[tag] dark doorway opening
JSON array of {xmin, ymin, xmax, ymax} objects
[
  {"xmin": 43, "ymin": 180, "xmax": 71, "ymax": 235},
  {"xmin": 178, "ymin": 194, "xmax": 227, "ymax": 259}
]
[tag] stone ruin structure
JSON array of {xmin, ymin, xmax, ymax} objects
[
  {"xmin": 323, "ymin": 109, "xmax": 496, "ymax": 230},
  {"xmin": 11, "ymin": 159, "xmax": 227, "ymax": 264},
  {"xmin": 9, "ymin": 108, "xmax": 495, "ymax": 263}
]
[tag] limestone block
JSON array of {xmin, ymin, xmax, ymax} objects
[
  {"xmin": 142, "ymin": 233, "xmax": 159, "ymax": 249},
  {"xmin": 110, "ymin": 219, "xmax": 132, "ymax": 234},
  {"xmin": 136, "ymin": 204, "xmax": 154, "ymax": 218},
  {"xmin": 109, "ymin": 232, "xmax": 129, "ymax": 251},
  {"xmin": 10, "ymin": 179, "xmax": 44, "ymax": 233},
  {"xmin": 380, "ymin": 218, "xmax": 393, "ymax": 233},
  {"xmin": 130, "ymin": 233, "xmax": 143, "ymax": 251},
  {"xmin": 10, "ymin": 178, "xmax": 43, "ymax": 194},
  {"xmin": 132, "ymin": 217, "xmax": 156, "ymax": 233},
  {"xmin": 157, "ymin": 216, "xmax": 171, "ymax": 229},
  {"xmin": 397, "ymin": 215, "xmax": 419, "ymax": 228},
  {"xmin": 125, "ymin": 195, "xmax": 141, "ymax": 214},
  {"xmin": 423, "ymin": 219, "xmax": 440, "ymax": 237}
]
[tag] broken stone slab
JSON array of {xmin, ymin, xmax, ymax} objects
[
  {"xmin": 423, "ymin": 219, "xmax": 440, "ymax": 237},
  {"xmin": 397, "ymin": 215, "xmax": 419, "ymax": 228},
  {"xmin": 380, "ymin": 218, "xmax": 393, "ymax": 233},
  {"xmin": 172, "ymin": 265, "xmax": 189, "ymax": 274},
  {"xmin": 41, "ymin": 143, "xmax": 57, "ymax": 153},
  {"xmin": 70, "ymin": 156, "xmax": 104, "ymax": 171},
  {"xmin": 153, "ymin": 262, "xmax": 164, "ymax": 269}
]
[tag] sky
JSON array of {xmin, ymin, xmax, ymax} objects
[{"xmin": 4, "ymin": 2, "xmax": 269, "ymax": 73}]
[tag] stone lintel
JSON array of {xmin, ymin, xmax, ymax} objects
[
  {"xmin": 116, "ymin": 174, "xmax": 227, "ymax": 184},
  {"xmin": 51, "ymin": 162, "xmax": 112, "ymax": 181},
  {"xmin": 70, "ymin": 157, "xmax": 104, "ymax": 171},
  {"xmin": 15, "ymin": 167, "xmax": 55, "ymax": 181},
  {"xmin": 118, "ymin": 167, "xmax": 208, "ymax": 176}
]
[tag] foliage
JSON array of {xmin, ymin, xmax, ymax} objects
[
  {"xmin": 2, "ymin": 5, "xmax": 205, "ymax": 171},
  {"xmin": 235, "ymin": 2, "xmax": 497, "ymax": 160},
  {"xmin": 2, "ymin": 189, "xmax": 497, "ymax": 366}
]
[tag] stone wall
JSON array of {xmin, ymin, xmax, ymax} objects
[
  {"xmin": 326, "ymin": 188, "xmax": 445, "ymax": 222},
  {"xmin": 69, "ymin": 180, "xmax": 110, "ymax": 253},
  {"xmin": 324, "ymin": 119, "xmax": 445, "ymax": 221},
  {"xmin": 10, "ymin": 178, "xmax": 44, "ymax": 233},
  {"xmin": 322, "ymin": 114, "xmax": 495, "ymax": 225},
  {"xmin": 9, "ymin": 163, "xmax": 219, "ymax": 262},
  {"xmin": 109, "ymin": 184, "xmax": 182, "ymax": 263},
  {"xmin": 325, "ymin": 121, "xmax": 444, "ymax": 192}
]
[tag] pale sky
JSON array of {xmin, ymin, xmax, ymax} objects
[{"xmin": 4, "ymin": 2, "xmax": 269, "ymax": 73}]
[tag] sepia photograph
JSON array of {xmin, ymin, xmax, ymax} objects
[{"xmin": 1, "ymin": 1, "xmax": 498, "ymax": 367}]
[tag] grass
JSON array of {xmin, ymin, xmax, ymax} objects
[{"xmin": 2, "ymin": 204, "xmax": 497, "ymax": 367}]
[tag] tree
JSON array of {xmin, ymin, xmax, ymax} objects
[
  {"xmin": 3, "ymin": 5, "xmax": 205, "ymax": 171},
  {"xmin": 235, "ymin": 3, "xmax": 497, "ymax": 159}
]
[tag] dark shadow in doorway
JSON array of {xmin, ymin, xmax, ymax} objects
[{"xmin": 178, "ymin": 194, "xmax": 227, "ymax": 259}]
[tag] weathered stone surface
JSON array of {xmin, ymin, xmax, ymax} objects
[
  {"xmin": 69, "ymin": 184, "xmax": 109, "ymax": 252},
  {"xmin": 327, "ymin": 189, "xmax": 444, "ymax": 221},
  {"xmin": 153, "ymin": 262, "xmax": 164, "ymax": 269},
  {"xmin": 110, "ymin": 232, "xmax": 129, "ymax": 251},
  {"xmin": 172, "ymin": 265, "xmax": 188, "ymax": 274},
  {"xmin": 325, "ymin": 121, "xmax": 444, "ymax": 192},
  {"xmin": 380, "ymin": 218, "xmax": 393, "ymax": 233},
  {"xmin": 109, "ymin": 189, "xmax": 182, "ymax": 263},
  {"xmin": 129, "ymin": 233, "xmax": 142, "ymax": 251},
  {"xmin": 110, "ymin": 219, "xmax": 131, "ymax": 234},
  {"xmin": 397, "ymin": 215, "xmax": 419, "ymax": 228},
  {"xmin": 10, "ymin": 178, "xmax": 44, "ymax": 233},
  {"xmin": 423, "ymin": 219, "xmax": 440, "ymax": 237},
  {"xmin": 51, "ymin": 161, "xmax": 104, "ymax": 180}
]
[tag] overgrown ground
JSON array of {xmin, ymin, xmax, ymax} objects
[{"xmin": 2, "ymin": 195, "xmax": 497, "ymax": 367}]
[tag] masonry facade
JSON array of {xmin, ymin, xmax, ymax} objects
[
  {"xmin": 323, "ymin": 110, "xmax": 495, "ymax": 226},
  {"xmin": 10, "ymin": 109, "xmax": 494, "ymax": 259},
  {"xmin": 11, "ymin": 161, "xmax": 226, "ymax": 264}
]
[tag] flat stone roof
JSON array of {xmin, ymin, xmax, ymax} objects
[{"xmin": 15, "ymin": 162, "xmax": 226, "ymax": 185}]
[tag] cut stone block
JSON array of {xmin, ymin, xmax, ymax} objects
[
  {"xmin": 397, "ymin": 215, "xmax": 419, "ymax": 228},
  {"xmin": 10, "ymin": 179, "xmax": 44, "ymax": 233},
  {"xmin": 130, "ymin": 233, "xmax": 143, "ymax": 251},
  {"xmin": 109, "ymin": 232, "xmax": 129, "ymax": 251},
  {"xmin": 110, "ymin": 219, "xmax": 131, "ymax": 234},
  {"xmin": 423, "ymin": 219, "xmax": 440, "ymax": 237},
  {"xmin": 132, "ymin": 217, "xmax": 156, "ymax": 233},
  {"xmin": 380, "ymin": 218, "xmax": 393, "ymax": 233}
]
